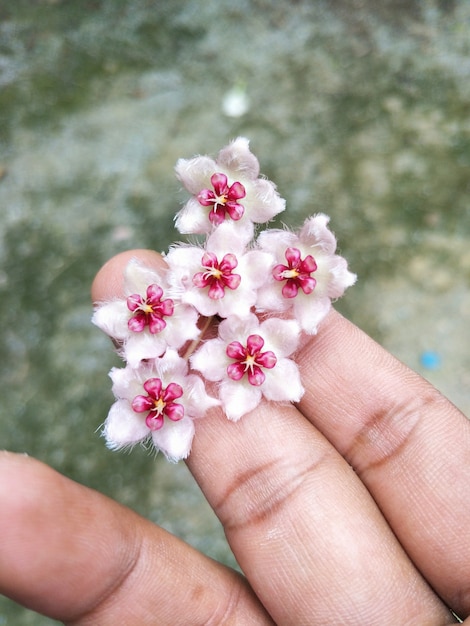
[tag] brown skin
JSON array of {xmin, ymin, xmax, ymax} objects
[{"xmin": 0, "ymin": 248, "xmax": 468, "ymax": 625}]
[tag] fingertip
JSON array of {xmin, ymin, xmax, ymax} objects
[{"xmin": 91, "ymin": 249, "xmax": 166, "ymax": 303}]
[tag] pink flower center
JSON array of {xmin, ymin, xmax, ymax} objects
[
  {"xmin": 127, "ymin": 284, "xmax": 174, "ymax": 334},
  {"xmin": 226, "ymin": 334, "xmax": 277, "ymax": 386},
  {"xmin": 132, "ymin": 377, "xmax": 184, "ymax": 431},
  {"xmin": 192, "ymin": 251, "xmax": 241, "ymax": 299},
  {"xmin": 273, "ymin": 247, "xmax": 317, "ymax": 298},
  {"xmin": 197, "ymin": 172, "xmax": 246, "ymax": 225}
]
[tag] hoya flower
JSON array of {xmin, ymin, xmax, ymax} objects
[
  {"xmin": 165, "ymin": 222, "xmax": 273, "ymax": 318},
  {"xmin": 255, "ymin": 214, "xmax": 357, "ymax": 334},
  {"xmin": 92, "ymin": 259, "xmax": 200, "ymax": 368},
  {"xmin": 174, "ymin": 136, "xmax": 286, "ymax": 235},
  {"xmin": 103, "ymin": 350, "xmax": 219, "ymax": 461},
  {"xmin": 191, "ymin": 313, "xmax": 304, "ymax": 421}
]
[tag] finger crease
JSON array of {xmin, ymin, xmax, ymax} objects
[
  {"xmin": 216, "ymin": 451, "xmax": 331, "ymax": 532},
  {"xmin": 346, "ymin": 388, "xmax": 443, "ymax": 476}
]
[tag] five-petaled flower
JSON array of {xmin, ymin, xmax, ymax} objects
[
  {"xmin": 273, "ymin": 247, "xmax": 318, "ymax": 298},
  {"xmin": 174, "ymin": 136, "xmax": 286, "ymax": 236},
  {"xmin": 192, "ymin": 251, "xmax": 241, "ymax": 299},
  {"xmin": 256, "ymin": 214, "xmax": 357, "ymax": 334},
  {"xmin": 103, "ymin": 350, "xmax": 219, "ymax": 461},
  {"xmin": 226, "ymin": 334, "xmax": 277, "ymax": 386},
  {"xmin": 191, "ymin": 314, "xmax": 304, "ymax": 421},
  {"xmin": 92, "ymin": 259, "xmax": 200, "ymax": 367},
  {"xmin": 197, "ymin": 172, "xmax": 246, "ymax": 225},
  {"xmin": 166, "ymin": 222, "xmax": 273, "ymax": 318},
  {"xmin": 132, "ymin": 378, "xmax": 184, "ymax": 431},
  {"xmin": 127, "ymin": 284, "xmax": 174, "ymax": 333}
]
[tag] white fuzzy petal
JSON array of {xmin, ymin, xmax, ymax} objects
[
  {"xmin": 174, "ymin": 198, "xmax": 212, "ymax": 234},
  {"xmin": 260, "ymin": 317, "xmax": 300, "ymax": 357},
  {"xmin": 219, "ymin": 380, "xmax": 262, "ymax": 421},
  {"xmin": 207, "ymin": 221, "xmax": 251, "ymax": 254},
  {"xmin": 294, "ymin": 296, "xmax": 331, "ymax": 334},
  {"xmin": 300, "ymin": 214, "xmax": 337, "ymax": 255},
  {"xmin": 216, "ymin": 137, "xmax": 260, "ymax": 179},
  {"xmin": 124, "ymin": 333, "xmax": 167, "ymax": 368},
  {"xmin": 247, "ymin": 178, "xmax": 286, "ymax": 222},
  {"xmin": 109, "ymin": 366, "xmax": 144, "ymax": 399},
  {"xmin": 237, "ymin": 250, "xmax": 274, "ymax": 289},
  {"xmin": 124, "ymin": 260, "xmax": 165, "ymax": 294},
  {"xmin": 328, "ymin": 257, "xmax": 357, "ymax": 298},
  {"xmin": 217, "ymin": 313, "xmax": 259, "ymax": 342},
  {"xmin": 184, "ymin": 374, "xmax": 220, "ymax": 417},
  {"xmin": 216, "ymin": 288, "xmax": 255, "ymax": 319},
  {"xmin": 191, "ymin": 339, "xmax": 228, "ymax": 381},
  {"xmin": 151, "ymin": 415, "xmax": 195, "ymax": 462},
  {"xmin": 175, "ymin": 155, "xmax": 217, "ymax": 193},
  {"xmin": 103, "ymin": 400, "xmax": 149, "ymax": 449},
  {"xmin": 263, "ymin": 359, "xmax": 304, "ymax": 402},
  {"xmin": 255, "ymin": 281, "xmax": 290, "ymax": 314},
  {"xmin": 92, "ymin": 301, "xmax": 129, "ymax": 340}
]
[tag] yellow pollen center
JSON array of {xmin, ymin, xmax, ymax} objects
[
  {"xmin": 153, "ymin": 397, "xmax": 166, "ymax": 414},
  {"xmin": 243, "ymin": 354, "xmax": 257, "ymax": 371},
  {"xmin": 203, "ymin": 266, "xmax": 223, "ymax": 280},
  {"xmin": 213, "ymin": 194, "xmax": 228, "ymax": 209},
  {"xmin": 281, "ymin": 268, "xmax": 299, "ymax": 279}
]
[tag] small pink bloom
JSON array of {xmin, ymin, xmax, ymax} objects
[
  {"xmin": 127, "ymin": 284, "xmax": 174, "ymax": 333},
  {"xmin": 226, "ymin": 334, "xmax": 277, "ymax": 386},
  {"xmin": 132, "ymin": 378, "xmax": 184, "ymax": 431},
  {"xmin": 175, "ymin": 137, "xmax": 285, "ymax": 235},
  {"xmin": 92, "ymin": 260, "xmax": 200, "ymax": 367},
  {"xmin": 273, "ymin": 247, "xmax": 317, "ymax": 298},
  {"xmin": 197, "ymin": 172, "xmax": 246, "ymax": 225},
  {"xmin": 103, "ymin": 350, "xmax": 219, "ymax": 461},
  {"xmin": 166, "ymin": 222, "xmax": 273, "ymax": 318},
  {"xmin": 191, "ymin": 314, "xmax": 303, "ymax": 421},
  {"xmin": 256, "ymin": 214, "xmax": 357, "ymax": 334},
  {"xmin": 192, "ymin": 251, "xmax": 241, "ymax": 299}
]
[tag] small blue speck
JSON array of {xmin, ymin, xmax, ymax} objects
[{"xmin": 420, "ymin": 351, "xmax": 442, "ymax": 370}]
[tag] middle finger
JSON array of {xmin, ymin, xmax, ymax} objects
[{"xmin": 187, "ymin": 397, "xmax": 451, "ymax": 624}]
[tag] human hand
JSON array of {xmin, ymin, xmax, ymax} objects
[{"xmin": 1, "ymin": 249, "xmax": 469, "ymax": 625}]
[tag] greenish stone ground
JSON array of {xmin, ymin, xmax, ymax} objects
[{"xmin": 0, "ymin": 1, "xmax": 469, "ymax": 623}]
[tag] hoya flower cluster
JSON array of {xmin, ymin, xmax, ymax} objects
[{"xmin": 93, "ymin": 137, "xmax": 356, "ymax": 462}]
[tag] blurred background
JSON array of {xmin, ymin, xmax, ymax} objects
[{"xmin": 0, "ymin": 1, "xmax": 469, "ymax": 623}]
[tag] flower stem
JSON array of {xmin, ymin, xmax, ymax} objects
[{"xmin": 181, "ymin": 315, "xmax": 214, "ymax": 360}]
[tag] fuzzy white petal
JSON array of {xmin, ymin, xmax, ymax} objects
[
  {"xmin": 206, "ymin": 220, "xmax": 252, "ymax": 253},
  {"xmin": 328, "ymin": 257, "xmax": 357, "ymax": 298},
  {"xmin": 191, "ymin": 339, "xmax": 229, "ymax": 381},
  {"xmin": 184, "ymin": 374, "xmax": 221, "ymax": 417},
  {"xmin": 92, "ymin": 300, "xmax": 130, "ymax": 340},
  {"xmin": 293, "ymin": 296, "xmax": 331, "ymax": 335},
  {"xmin": 124, "ymin": 259, "xmax": 166, "ymax": 294},
  {"xmin": 151, "ymin": 415, "xmax": 195, "ymax": 462},
  {"xmin": 175, "ymin": 155, "xmax": 218, "ymax": 193},
  {"xmin": 218, "ymin": 313, "xmax": 259, "ymax": 342},
  {"xmin": 124, "ymin": 333, "xmax": 168, "ymax": 368},
  {"xmin": 174, "ymin": 198, "xmax": 213, "ymax": 234},
  {"xmin": 260, "ymin": 317, "xmax": 300, "ymax": 357},
  {"xmin": 109, "ymin": 366, "xmax": 144, "ymax": 399},
  {"xmin": 245, "ymin": 178, "xmax": 286, "ymax": 223},
  {"xmin": 219, "ymin": 380, "xmax": 262, "ymax": 421},
  {"xmin": 217, "ymin": 137, "xmax": 260, "ymax": 179},
  {"xmin": 299, "ymin": 214, "xmax": 337, "ymax": 255},
  {"xmin": 103, "ymin": 400, "xmax": 149, "ymax": 450},
  {"xmin": 263, "ymin": 359, "xmax": 304, "ymax": 402}
]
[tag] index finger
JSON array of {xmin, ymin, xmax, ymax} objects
[{"xmin": 297, "ymin": 309, "xmax": 470, "ymax": 619}]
